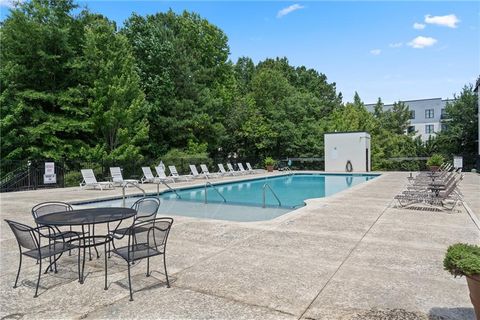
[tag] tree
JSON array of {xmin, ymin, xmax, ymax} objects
[
  {"xmin": 234, "ymin": 57, "xmax": 255, "ymax": 95},
  {"xmin": 0, "ymin": 0, "xmax": 92, "ymax": 161},
  {"xmin": 373, "ymin": 97, "xmax": 384, "ymax": 119},
  {"xmin": 122, "ymin": 10, "xmax": 233, "ymax": 156},
  {"xmin": 382, "ymin": 101, "xmax": 411, "ymax": 135},
  {"xmin": 81, "ymin": 16, "xmax": 148, "ymax": 162},
  {"xmin": 437, "ymin": 85, "xmax": 478, "ymax": 168}
]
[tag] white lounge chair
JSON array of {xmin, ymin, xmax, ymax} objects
[
  {"xmin": 189, "ymin": 165, "xmax": 205, "ymax": 179},
  {"xmin": 110, "ymin": 167, "xmax": 139, "ymax": 187},
  {"xmin": 246, "ymin": 162, "xmax": 264, "ymax": 174},
  {"xmin": 237, "ymin": 163, "xmax": 251, "ymax": 175},
  {"xmin": 168, "ymin": 165, "xmax": 191, "ymax": 181},
  {"xmin": 155, "ymin": 166, "xmax": 175, "ymax": 183},
  {"xmin": 227, "ymin": 163, "xmax": 243, "ymax": 175},
  {"xmin": 200, "ymin": 164, "xmax": 221, "ymax": 179},
  {"xmin": 141, "ymin": 167, "xmax": 158, "ymax": 184},
  {"xmin": 218, "ymin": 164, "xmax": 234, "ymax": 176},
  {"xmin": 80, "ymin": 169, "xmax": 115, "ymax": 190}
]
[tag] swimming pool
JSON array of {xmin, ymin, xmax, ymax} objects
[{"xmin": 75, "ymin": 173, "xmax": 379, "ymax": 222}]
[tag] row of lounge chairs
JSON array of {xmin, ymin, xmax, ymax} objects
[
  {"xmin": 141, "ymin": 163, "xmax": 264, "ymax": 184},
  {"xmin": 394, "ymin": 163, "xmax": 463, "ymax": 212},
  {"xmin": 80, "ymin": 163, "xmax": 264, "ymax": 190}
]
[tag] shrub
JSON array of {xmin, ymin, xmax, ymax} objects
[
  {"xmin": 264, "ymin": 157, "xmax": 276, "ymax": 167},
  {"xmin": 64, "ymin": 171, "xmax": 83, "ymax": 187},
  {"xmin": 427, "ymin": 153, "xmax": 445, "ymax": 167},
  {"xmin": 444, "ymin": 243, "xmax": 480, "ymax": 277}
]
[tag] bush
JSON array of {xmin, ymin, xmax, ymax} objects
[
  {"xmin": 264, "ymin": 157, "xmax": 276, "ymax": 167},
  {"xmin": 64, "ymin": 171, "xmax": 83, "ymax": 187},
  {"xmin": 444, "ymin": 243, "xmax": 480, "ymax": 277},
  {"xmin": 427, "ymin": 153, "xmax": 445, "ymax": 167}
]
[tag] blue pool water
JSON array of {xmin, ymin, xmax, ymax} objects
[
  {"xmin": 164, "ymin": 173, "xmax": 377, "ymax": 208},
  {"xmin": 75, "ymin": 173, "xmax": 378, "ymax": 222}
]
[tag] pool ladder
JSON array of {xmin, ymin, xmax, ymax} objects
[
  {"xmin": 160, "ymin": 181, "xmax": 181, "ymax": 199},
  {"xmin": 263, "ymin": 183, "xmax": 282, "ymax": 208},
  {"xmin": 204, "ymin": 182, "xmax": 227, "ymax": 204},
  {"xmin": 122, "ymin": 181, "xmax": 146, "ymax": 207}
]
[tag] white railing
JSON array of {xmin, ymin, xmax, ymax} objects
[
  {"xmin": 262, "ymin": 183, "xmax": 281, "ymax": 208},
  {"xmin": 204, "ymin": 182, "xmax": 227, "ymax": 204},
  {"xmin": 122, "ymin": 182, "xmax": 146, "ymax": 207}
]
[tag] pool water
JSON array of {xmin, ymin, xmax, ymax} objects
[
  {"xmin": 165, "ymin": 173, "xmax": 377, "ymax": 208},
  {"xmin": 75, "ymin": 173, "xmax": 378, "ymax": 222}
]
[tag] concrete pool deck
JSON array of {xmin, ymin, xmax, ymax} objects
[{"xmin": 0, "ymin": 171, "xmax": 479, "ymax": 319}]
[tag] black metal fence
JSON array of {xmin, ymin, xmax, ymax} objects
[
  {"xmin": 0, "ymin": 157, "xmax": 269, "ymax": 192},
  {"xmin": 0, "ymin": 160, "xmax": 66, "ymax": 192}
]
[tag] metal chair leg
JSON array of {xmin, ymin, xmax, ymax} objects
[
  {"xmin": 77, "ymin": 245, "xmax": 81, "ymax": 283},
  {"xmin": 34, "ymin": 259, "xmax": 42, "ymax": 298},
  {"xmin": 80, "ymin": 239, "xmax": 86, "ymax": 284},
  {"xmin": 13, "ymin": 252, "xmax": 22, "ymax": 288},
  {"xmin": 104, "ymin": 242, "xmax": 108, "ymax": 290},
  {"xmin": 146, "ymin": 256, "xmax": 150, "ymax": 277},
  {"xmin": 163, "ymin": 254, "xmax": 170, "ymax": 288},
  {"xmin": 127, "ymin": 263, "xmax": 133, "ymax": 301}
]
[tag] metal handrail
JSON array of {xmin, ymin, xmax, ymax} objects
[
  {"xmin": 263, "ymin": 183, "xmax": 281, "ymax": 208},
  {"xmin": 160, "ymin": 180, "xmax": 181, "ymax": 199},
  {"xmin": 122, "ymin": 182, "xmax": 146, "ymax": 207},
  {"xmin": 204, "ymin": 182, "xmax": 227, "ymax": 204}
]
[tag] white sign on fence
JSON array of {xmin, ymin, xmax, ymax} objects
[
  {"xmin": 453, "ymin": 156, "xmax": 463, "ymax": 169},
  {"xmin": 43, "ymin": 162, "xmax": 56, "ymax": 184}
]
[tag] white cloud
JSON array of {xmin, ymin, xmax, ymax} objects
[
  {"xmin": 413, "ymin": 22, "xmax": 426, "ymax": 30},
  {"xmin": 277, "ymin": 4, "xmax": 305, "ymax": 18},
  {"xmin": 424, "ymin": 14, "xmax": 460, "ymax": 28},
  {"xmin": 370, "ymin": 49, "xmax": 381, "ymax": 56},
  {"xmin": 389, "ymin": 42, "xmax": 403, "ymax": 48},
  {"xmin": 408, "ymin": 36, "xmax": 437, "ymax": 49}
]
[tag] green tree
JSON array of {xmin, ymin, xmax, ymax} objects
[
  {"xmin": 234, "ymin": 57, "xmax": 255, "ymax": 95},
  {"xmin": 122, "ymin": 10, "xmax": 233, "ymax": 156},
  {"xmin": 382, "ymin": 101, "xmax": 411, "ymax": 135},
  {"xmin": 437, "ymin": 85, "xmax": 478, "ymax": 168},
  {"xmin": 80, "ymin": 16, "xmax": 148, "ymax": 162},
  {"xmin": 0, "ymin": 0, "xmax": 91, "ymax": 161},
  {"xmin": 373, "ymin": 97, "xmax": 384, "ymax": 119}
]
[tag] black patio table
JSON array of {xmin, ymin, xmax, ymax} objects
[{"xmin": 35, "ymin": 207, "xmax": 136, "ymax": 286}]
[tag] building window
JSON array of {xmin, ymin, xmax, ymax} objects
[
  {"xmin": 441, "ymin": 108, "xmax": 447, "ymax": 119},
  {"xmin": 441, "ymin": 123, "xmax": 448, "ymax": 131},
  {"xmin": 409, "ymin": 110, "xmax": 415, "ymax": 119},
  {"xmin": 425, "ymin": 109, "xmax": 434, "ymax": 119},
  {"xmin": 425, "ymin": 124, "xmax": 434, "ymax": 134},
  {"xmin": 407, "ymin": 125, "xmax": 415, "ymax": 133}
]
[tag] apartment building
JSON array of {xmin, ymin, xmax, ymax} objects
[{"xmin": 365, "ymin": 98, "xmax": 449, "ymax": 141}]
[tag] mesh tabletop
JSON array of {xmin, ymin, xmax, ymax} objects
[{"xmin": 35, "ymin": 207, "xmax": 136, "ymax": 226}]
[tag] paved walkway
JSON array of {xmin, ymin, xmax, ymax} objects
[{"xmin": 0, "ymin": 172, "xmax": 478, "ymax": 319}]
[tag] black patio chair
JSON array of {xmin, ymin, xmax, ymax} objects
[
  {"xmin": 108, "ymin": 197, "xmax": 160, "ymax": 257},
  {"xmin": 109, "ymin": 217, "xmax": 173, "ymax": 301},
  {"xmin": 32, "ymin": 201, "xmax": 86, "ymax": 258},
  {"xmin": 5, "ymin": 219, "xmax": 76, "ymax": 298}
]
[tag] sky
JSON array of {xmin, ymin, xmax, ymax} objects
[{"xmin": 1, "ymin": 1, "xmax": 479, "ymax": 104}]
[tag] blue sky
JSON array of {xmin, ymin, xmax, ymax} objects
[{"xmin": 1, "ymin": 1, "xmax": 479, "ymax": 103}]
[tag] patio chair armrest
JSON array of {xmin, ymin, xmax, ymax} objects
[{"xmin": 35, "ymin": 225, "xmax": 64, "ymax": 241}]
